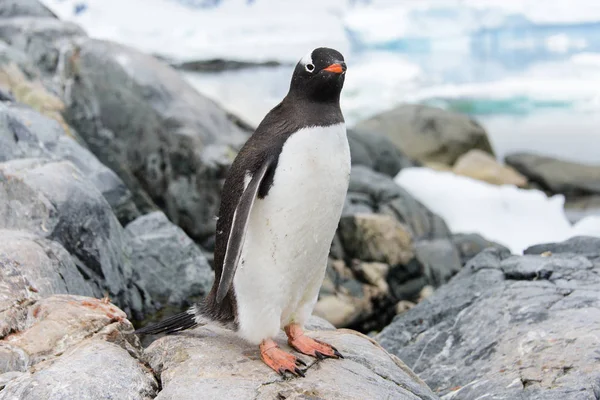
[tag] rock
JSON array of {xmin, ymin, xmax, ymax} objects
[
  {"xmin": 564, "ymin": 195, "xmax": 600, "ymax": 224},
  {"xmin": 413, "ymin": 239, "xmax": 462, "ymax": 286},
  {"xmin": 377, "ymin": 237, "xmax": 600, "ymax": 398},
  {"xmin": 505, "ymin": 152, "xmax": 600, "ymax": 197},
  {"xmin": 0, "ymin": 17, "xmax": 85, "ymax": 73},
  {"xmin": 452, "ymin": 233, "xmax": 511, "ymax": 265},
  {"xmin": 125, "ymin": 211, "xmax": 214, "ymax": 310},
  {"xmin": 0, "ymin": 295, "xmax": 158, "ymax": 399},
  {"xmin": 347, "ymin": 128, "xmax": 415, "ymax": 177},
  {"xmin": 354, "ymin": 104, "xmax": 494, "ymax": 165},
  {"xmin": 345, "ymin": 166, "xmax": 451, "ymax": 241},
  {"xmin": 144, "ymin": 316, "xmax": 437, "ymax": 400},
  {"xmin": 0, "ymin": 230, "xmax": 98, "ymax": 333},
  {"xmin": 0, "ymin": 98, "xmax": 139, "ymax": 224},
  {"xmin": 395, "ymin": 300, "xmax": 415, "ymax": 315},
  {"xmin": 453, "ymin": 149, "xmax": 527, "ymax": 187},
  {"xmin": 339, "ymin": 213, "xmax": 414, "ymax": 266},
  {"xmin": 55, "ymin": 38, "xmax": 247, "ymax": 244},
  {"xmin": 0, "ymin": 0, "xmax": 57, "ymax": 19},
  {"xmin": 0, "ymin": 158, "xmax": 150, "ymax": 319}
]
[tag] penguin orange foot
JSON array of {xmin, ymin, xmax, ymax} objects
[
  {"xmin": 285, "ymin": 323, "xmax": 344, "ymax": 360},
  {"xmin": 260, "ymin": 339, "xmax": 307, "ymax": 377}
]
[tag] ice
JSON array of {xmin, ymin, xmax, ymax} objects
[{"xmin": 394, "ymin": 167, "xmax": 600, "ymax": 254}]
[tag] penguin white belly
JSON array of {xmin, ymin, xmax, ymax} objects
[{"xmin": 233, "ymin": 123, "xmax": 350, "ymax": 345}]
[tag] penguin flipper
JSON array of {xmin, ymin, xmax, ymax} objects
[{"xmin": 216, "ymin": 159, "xmax": 271, "ymax": 303}]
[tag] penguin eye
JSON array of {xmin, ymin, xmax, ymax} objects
[{"xmin": 305, "ymin": 63, "xmax": 315, "ymax": 73}]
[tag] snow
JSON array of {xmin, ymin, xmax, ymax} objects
[
  {"xmin": 40, "ymin": 0, "xmax": 349, "ymax": 63},
  {"xmin": 394, "ymin": 167, "xmax": 600, "ymax": 254}
]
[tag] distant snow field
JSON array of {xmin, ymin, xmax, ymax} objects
[{"xmin": 395, "ymin": 168, "xmax": 600, "ymax": 254}]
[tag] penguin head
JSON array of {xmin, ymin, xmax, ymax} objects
[{"xmin": 289, "ymin": 47, "xmax": 346, "ymax": 103}]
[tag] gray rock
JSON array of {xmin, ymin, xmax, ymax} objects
[
  {"xmin": 377, "ymin": 237, "xmax": 600, "ymax": 398},
  {"xmin": 505, "ymin": 152, "xmax": 600, "ymax": 197},
  {"xmin": 0, "ymin": 101, "xmax": 139, "ymax": 223},
  {"xmin": 0, "ymin": 295, "xmax": 158, "ymax": 400},
  {"xmin": 0, "ymin": 230, "xmax": 97, "ymax": 334},
  {"xmin": 348, "ymin": 128, "xmax": 415, "ymax": 177},
  {"xmin": 354, "ymin": 104, "xmax": 494, "ymax": 166},
  {"xmin": 452, "ymin": 232, "xmax": 511, "ymax": 265},
  {"xmin": 0, "ymin": 17, "xmax": 85, "ymax": 73},
  {"xmin": 0, "ymin": 0, "xmax": 56, "ymax": 19},
  {"xmin": 145, "ymin": 316, "xmax": 437, "ymax": 400},
  {"xmin": 54, "ymin": 38, "xmax": 246, "ymax": 244},
  {"xmin": 125, "ymin": 211, "xmax": 214, "ymax": 309},
  {"xmin": 564, "ymin": 195, "xmax": 600, "ymax": 224},
  {"xmin": 413, "ymin": 239, "xmax": 462, "ymax": 287},
  {"xmin": 0, "ymin": 158, "xmax": 151, "ymax": 319},
  {"xmin": 346, "ymin": 166, "xmax": 452, "ymax": 240}
]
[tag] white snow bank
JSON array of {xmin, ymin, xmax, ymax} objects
[{"xmin": 394, "ymin": 167, "xmax": 600, "ymax": 254}]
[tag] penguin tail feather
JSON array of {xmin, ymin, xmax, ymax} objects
[{"xmin": 134, "ymin": 307, "xmax": 199, "ymax": 335}]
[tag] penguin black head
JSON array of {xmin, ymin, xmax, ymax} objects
[{"xmin": 288, "ymin": 47, "xmax": 346, "ymax": 103}]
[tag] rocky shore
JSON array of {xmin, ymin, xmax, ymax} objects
[{"xmin": 1, "ymin": 2, "xmax": 599, "ymax": 399}]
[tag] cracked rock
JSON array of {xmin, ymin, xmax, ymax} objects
[
  {"xmin": 377, "ymin": 237, "xmax": 600, "ymax": 398},
  {"xmin": 144, "ymin": 317, "xmax": 437, "ymax": 400}
]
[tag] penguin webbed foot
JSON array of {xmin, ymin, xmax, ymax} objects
[
  {"xmin": 260, "ymin": 339, "xmax": 307, "ymax": 378},
  {"xmin": 284, "ymin": 323, "xmax": 344, "ymax": 360}
]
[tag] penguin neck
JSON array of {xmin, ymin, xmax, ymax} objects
[{"xmin": 281, "ymin": 93, "xmax": 344, "ymax": 127}]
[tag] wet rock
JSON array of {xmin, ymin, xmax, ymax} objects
[
  {"xmin": 378, "ymin": 237, "xmax": 600, "ymax": 398},
  {"xmin": 348, "ymin": 128, "xmax": 415, "ymax": 177},
  {"xmin": 453, "ymin": 149, "xmax": 527, "ymax": 187},
  {"xmin": 452, "ymin": 232, "xmax": 512, "ymax": 265},
  {"xmin": 505, "ymin": 152, "xmax": 600, "ymax": 198},
  {"xmin": 355, "ymin": 104, "xmax": 494, "ymax": 165},
  {"xmin": 564, "ymin": 195, "xmax": 600, "ymax": 224},
  {"xmin": 144, "ymin": 316, "xmax": 437, "ymax": 400},
  {"xmin": 0, "ymin": 295, "xmax": 158, "ymax": 400},
  {"xmin": 125, "ymin": 211, "xmax": 214, "ymax": 310}
]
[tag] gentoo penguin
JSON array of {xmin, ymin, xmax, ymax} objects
[{"xmin": 135, "ymin": 47, "xmax": 350, "ymax": 377}]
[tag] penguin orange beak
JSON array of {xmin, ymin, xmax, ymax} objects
[{"xmin": 323, "ymin": 63, "xmax": 346, "ymax": 74}]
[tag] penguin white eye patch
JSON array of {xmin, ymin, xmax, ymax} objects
[{"xmin": 305, "ymin": 63, "xmax": 315, "ymax": 72}]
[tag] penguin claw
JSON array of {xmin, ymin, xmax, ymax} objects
[
  {"xmin": 295, "ymin": 358, "xmax": 307, "ymax": 367},
  {"xmin": 260, "ymin": 340, "xmax": 306, "ymax": 378},
  {"xmin": 294, "ymin": 367, "xmax": 306, "ymax": 377}
]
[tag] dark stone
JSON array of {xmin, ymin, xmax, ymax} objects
[
  {"xmin": 505, "ymin": 152, "xmax": 600, "ymax": 198},
  {"xmin": 354, "ymin": 104, "xmax": 494, "ymax": 165},
  {"xmin": 377, "ymin": 238, "xmax": 600, "ymax": 398},
  {"xmin": 347, "ymin": 128, "xmax": 415, "ymax": 177},
  {"xmin": 125, "ymin": 211, "xmax": 214, "ymax": 310},
  {"xmin": 452, "ymin": 233, "xmax": 512, "ymax": 265}
]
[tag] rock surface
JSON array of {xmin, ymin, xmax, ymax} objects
[
  {"xmin": 377, "ymin": 237, "xmax": 600, "ymax": 398},
  {"xmin": 355, "ymin": 104, "xmax": 494, "ymax": 166},
  {"xmin": 0, "ymin": 0, "xmax": 57, "ymax": 19},
  {"xmin": 0, "ymin": 294, "xmax": 436, "ymax": 400},
  {"xmin": 348, "ymin": 128, "xmax": 415, "ymax": 177},
  {"xmin": 0, "ymin": 295, "xmax": 158, "ymax": 399},
  {"xmin": 452, "ymin": 233, "xmax": 511, "ymax": 265},
  {"xmin": 453, "ymin": 149, "xmax": 527, "ymax": 187},
  {"xmin": 125, "ymin": 211, "xmax": 214, "ymax": 312},
  {"xmin": 505, "ymin": 152, "xmax": 600, "ymax": 197},
  {"xmin": 145, "ymin": 317, "xmax": 438, "ymax": 400}
]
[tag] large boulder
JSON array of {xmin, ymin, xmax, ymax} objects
[
  {"xmin": 453, "ymin": 149, "xmax": 527, "ymax": 187},
  {"xmin": 0, "ymin": 100, "xmax": 139, "ymax": 223},
  {"xmin": 377, "ymin": 237, "xmax": 600, "ymax": 398},
  {"xmin": 0, "ymin": 295, "xmax": 159, "ymax": 399},
  {"xmin": 58, "ymin": 38, "xmax": 247, "ymax": 245},
  {"xmin": 125, "ymin": 211, "xmax": 214, "ymax": 314},
  {"xmin": 505, "ymin": 152, "xmax": 600, "ymax": 198},
  {"xmin": 354, "ymin": 104, "xmax": 494, "ymax": 166},
  {"xmin": 144, "ymin": 317, "xmax": 437, "ymax": 400},
  {"xmin": 0, "ymin": 158, "xmax": 151, "ymax": 319},
  {"xmin": 347, "ymin": 128, "xmax": 415, "ymax": 177}
]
